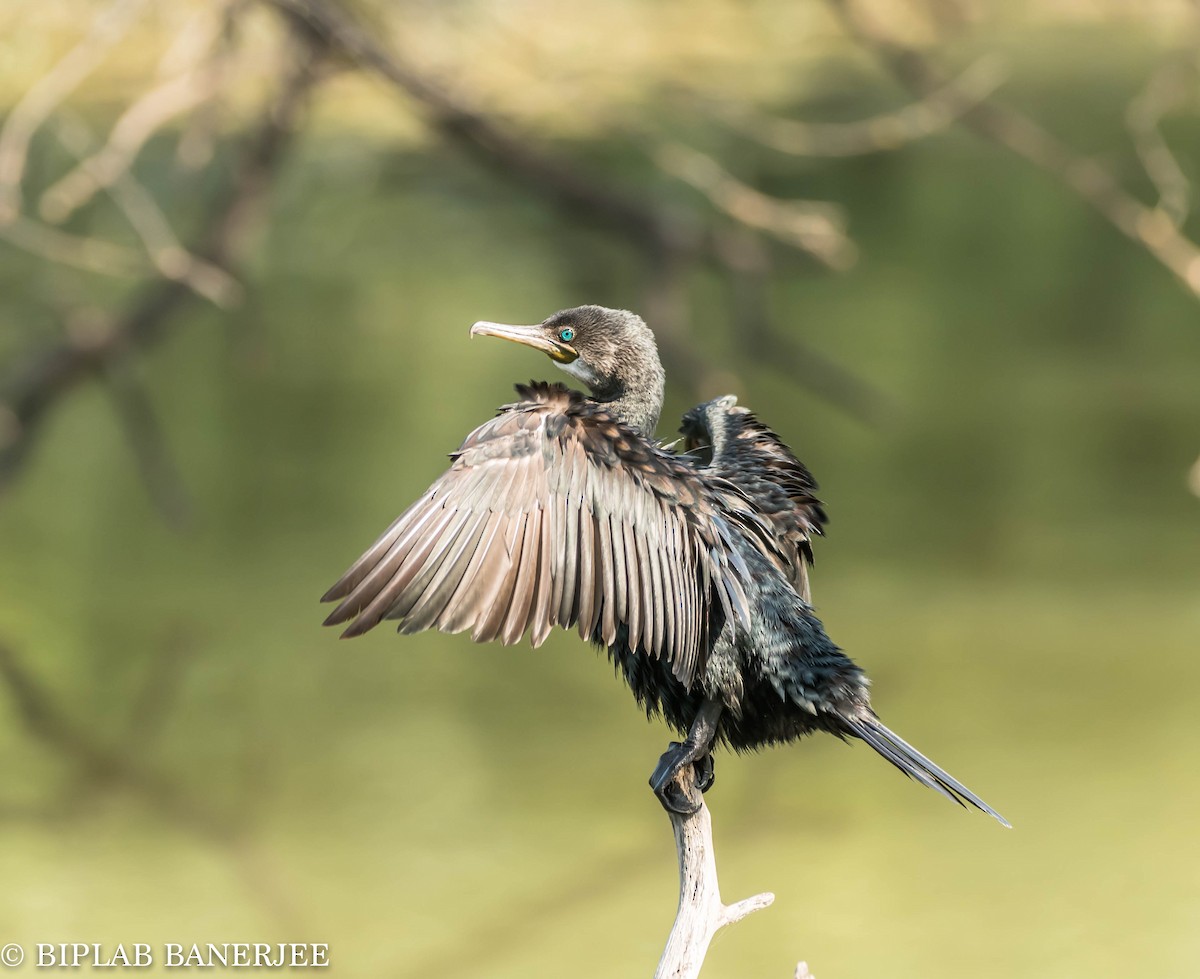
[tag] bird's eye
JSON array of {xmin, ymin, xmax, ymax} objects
[{"xmin": 558, "ymin": 327, "xmax": 575, "ymax": 343}]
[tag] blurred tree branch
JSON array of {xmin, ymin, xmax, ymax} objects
[
  {"xmin": 0, "ymin": 635, "xmax": 308, "ymax": 933},
  {"xmin": 0, "ymin": 214, "xmax": 145, "ymax": 276},
  {"xmin": 53, "ymin": 114, "xmax": 241, "ymax": 307},
  {"xmin": 827, "ymin": 0, "xmax": 1200, "ymax": 301},
  {"xmin": 38, "ymin": 7, "xmax": 236, "ymax": 226},
  {"xmin": 0, "ymin": 5, "xmax": 328, "ymax": 933},
  {"xmin": 268, "ymin": 0, "xmax": 889, "ymax": 422},
  {"xmin": 0, "ymin": 0, "xmax": 150, "ymax": 223},
  {"xmin": 1125, "ymin": 54, "xmax": 1196, "ymax": 229},
  {"xmin": 652, "ymin": 142, "xmax": 856, "ymax": 270},
  {"xmin": 711, "ymin": 54, "xmax": 1008, "ymax": 158},
  {"xmin": 826, "ymin": 0, "xmax": 1200, "ymax": 488},
  {"xmin": 0, "ymin": 638, "xmax": 233, "ymax": 838},
  {"xmin": 0, "ymin": 17, "xmax": 322, "ymax": 496}
]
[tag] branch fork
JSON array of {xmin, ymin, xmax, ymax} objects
[{"xmin": 655, "ymin": 764, "xmax": 777, "ymax": 979}]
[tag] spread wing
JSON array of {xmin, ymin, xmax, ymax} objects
[
  {"xmin": 731, "ymin": 410, "xmax": 826, "ymax": 601},
  {"xmin": 680, "ymin": 401, "xmax": 827, "ymax": 603},
  {"xmin": 322, "ymin": 383, "xmax": 751, "ymax": 688}
]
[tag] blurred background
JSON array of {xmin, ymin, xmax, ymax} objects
[{"xmin": 1, "ymin": 0, "xmax": 1198, "ymax": 976}]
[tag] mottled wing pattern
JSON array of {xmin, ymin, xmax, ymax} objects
[
  {"xmin": 682, "ymin": 403, "xmax": 827, "ymax": 603},
  {"xmin": 322, "ymin": 383, "xmax": 751, "ymax": 688}
]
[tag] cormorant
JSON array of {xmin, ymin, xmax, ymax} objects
[{"xmin": 322, "ymin": 305, "xmax": 1007, "ymax": 826}]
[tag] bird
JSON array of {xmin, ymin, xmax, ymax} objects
[{"xmin": 321, "ymin": 305, "xmax": 1007, "ymax": 826}]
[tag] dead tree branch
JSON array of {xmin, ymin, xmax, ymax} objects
[
  {"xmin": 827, "ymin": 0, "xmax": 1200, "ymax": 300},
  {"xmin": 1126, "ymin": 57, "xmax": 1195, "ymax": 228},
  {"xmin": 39, "ymin": 4, "xmax": 238, "ymax": 225},
  {"xmin": 713, "ymin": 55, "xmax": 1008, "ymax": 158},
  {"xmin": 266, "ymin": 0, "xmax": 887, "ymax": 422},
  {"xmin": 0, "ymin": 25, "xmax": 321, "ymax": 492},
  {"xmin": 0, "ymin": 639, "xmax": 233, "ymax": 839},
  {"xmin": 0, "ymin": 213, "xmax": 144, "ymax": 276},
  {"xmin": 653, "ymin": 142, "xmax": 856, "ymax": 270},
  {"xmin": 53, "ymin": 114, "xmax": 242, "ymax": 307},
  {"xmin": 0, "ymin": 0, "xmax": 150, "ymax": 223},
  {"xmin": 655, "ymin": 765, "xmax": 778, "ymax": 979}
]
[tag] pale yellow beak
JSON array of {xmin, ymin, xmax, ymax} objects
[{"xmin": 470, "ymin": 321, "xmax": 578, "ymax": 363}]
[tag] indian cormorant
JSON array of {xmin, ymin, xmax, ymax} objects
[{"xmin": 322, "ymin": 305, "xmax": 1007, "ymax": 826}]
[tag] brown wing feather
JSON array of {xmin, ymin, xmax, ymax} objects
[{"xmin": 322, "ymin": 383, "xmax": 747, "ymax": 687}]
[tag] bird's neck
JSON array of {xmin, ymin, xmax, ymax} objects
[
  {"xmin": 556, "ymin": 331, "xmax": 667, "ymax": 437},
  {"xmin": 593, "ymin": 367, "xmax": 665, "ymax": 437}
]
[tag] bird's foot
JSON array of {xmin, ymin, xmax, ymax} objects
[
  {"xmin": 693, "ymin": 751, "xmax": 716, "ymax": 793},
  {"xmin": 649, "ymin": 741, "xmax": 715, "ymax": 815}
]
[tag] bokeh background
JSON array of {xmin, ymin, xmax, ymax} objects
[{"xmin": 1, "ymin": 1, "xmax": 1198, "ymax": 976}]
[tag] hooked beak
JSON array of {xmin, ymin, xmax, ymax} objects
[{"xmin": 470, "ymin": 321, "xmax": 578, "ymax": 363}]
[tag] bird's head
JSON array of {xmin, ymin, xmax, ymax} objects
[{"xmin": 470, "ymin": 305, "xmax": 665, "ymax": 433}]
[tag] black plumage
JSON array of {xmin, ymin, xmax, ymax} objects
[{"xmin": 323, "ymin": 305, "xmax": 1007, "ymax": 825}]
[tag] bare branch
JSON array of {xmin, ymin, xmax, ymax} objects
[
  {"xmin": 122, "ymin": 624, "xmax": 198, "ymax": 750},
  {"xmin": 714, "ymin": 55, "xmax": 1008, "ymax": 158},
  {"xmin": 0, "ymin": 639, "xmax": 234, "ymax": 839},
  {"xmin": 40, "ymin": 45, "xmax": 230, "ymax": 225},
  {"xmin": 653, "ymin": 142, "xmax": 857, "ymax": 270},
  {"xmin": 52, "ymin": 115, "xmax": 242, "ymax": 307},
  {"xmin": 0, "ymin": 0, "xmax": 149, "ymax": 223},
  {"xmin": 1126, "ymin": 58, "xmax": 1195, "ymax": 228},
  {"xmin": 712, "ymin": 226, "xmax": 895, "ymax": 424},
  {"xmin": 655, "ymin": 765, "xmax": 776, "ymax": 979},
  {"xmin": 269, "ymin": 0, "xmax": 689, "ymax": 248},
  {"xmin": 1188, "ymin": 453, "xmax": 1200, "ymax": 498},
  {"xmin": 102, "ymin": 354, "xmax": 194, "ymax": 529},
  {"xmin": 0, "ymin": 26, "xmax": 322, "ymax": 491},
  {"xmin": 268, "ymin": 0, "xmax": 887, "ymax": 423},
  {"xmin": 827, "ymin": 0, "xmax": 1200, "ymax": 301},
  {"xmin": 0, "ymin": 213, "xmax": 144, "ymax": 276}
]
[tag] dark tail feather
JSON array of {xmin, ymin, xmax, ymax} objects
[{"xmin": 845, "ymin": 715, "xmax": 1010, "ymax": 828}]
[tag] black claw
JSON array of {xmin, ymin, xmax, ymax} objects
[
  {"xmin": 658, "ymin": 779, "xmax": 702, "ymax": 815},
  {"xmin": 650, "ymin": 742, "xmax": 703, "ymax": 815},
  {"xmin": 693, "ymin": 753, "xmax": 715, "ymax": 793},
  {"xmin": 649, "ymin": 742, "xmax": 684, "ymax": 792}
]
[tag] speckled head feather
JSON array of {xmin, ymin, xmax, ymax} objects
[{"xmin": 541, "ymin": 306, "xmax": 666, "ymax": 437}]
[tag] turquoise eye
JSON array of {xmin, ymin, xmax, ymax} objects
[{"xmin": 559, "ymin": 327, "xmax": 575, "ymax": 343}]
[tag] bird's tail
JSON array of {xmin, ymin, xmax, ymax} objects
[{"xmin": 843, "ymin": 714, "xmax": 1010, "ymax": 828}]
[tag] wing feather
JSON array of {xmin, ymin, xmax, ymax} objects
[
  {"xmin": 398, "ymin": 509, "xmax": 488, "ymax": 633},
  {"xmin": 472, "ymin": 514, "xmax": 523, "ymax": 644},
  {"xmin": 575, "ymin": 500, "xmax": 598, "ymax": 641},
  {"xmin": 502, "ymin": 504, "xmax": 542, "ymax": 645},
  {"xmin": 621, "ymin": 515, "xmax": 642, "ymax": 653},
  {"xmin": 595, "ymin": 510, "xmax": 617, "ymax": 646},
  {"xmin": 323, "ymin": 383, "xmax": 744, "ymax": 687},
  {"xmin": 436, "ymin": 510, "xmax": 505, "ymax": 634}
]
